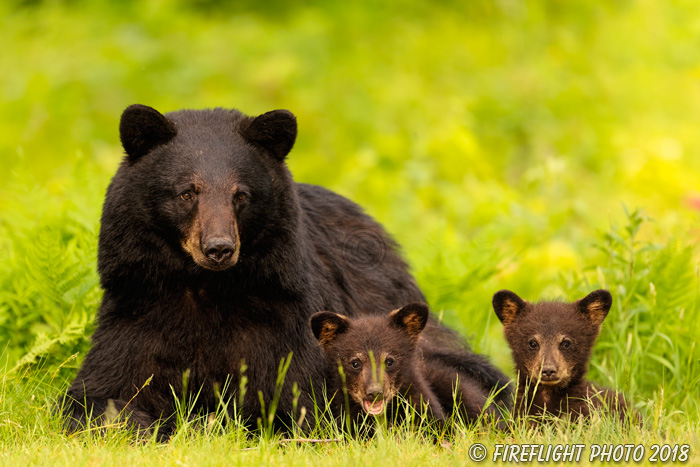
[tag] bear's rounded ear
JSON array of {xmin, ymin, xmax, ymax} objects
[
  {"xmin": 576, "ymin": 289, "xmax": 612, "ymax": 326},
  {"xmin": 241, "ymin": 109, "xmax": 297, "ymax": 161},
  {"xmin": 310, "ymin": 311, "xmax": 350, "ymax": 346},
  {"xmin": 389, "ymin": 303, "xmax": 429, "ymax": 340},
  {"xmin": 492, "ymin": 290, "xmax": 527, "ymax": 326},
  {"xmin": 120, "ymin": 104, "xmax": 177, "ymax": 162}
]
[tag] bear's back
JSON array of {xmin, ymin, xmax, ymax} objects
[{"xmin": 296, "ymin": 182, "xmax": 425, "ymax": 316}]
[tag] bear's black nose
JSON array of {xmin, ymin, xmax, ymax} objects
[
  {"xmin": 541, "ymin": 367, "xmax": 557, "ymax": 378},
  {"xmin": 204, "ymin": 238, "xmax": 235, "ymax": 263}
]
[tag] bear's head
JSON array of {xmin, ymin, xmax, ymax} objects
[
  {"xmin": 493, "ymin": 289, "xmax": 612, "ymax": 389},
  {"xmin": 113, "ymin": 104, "xmax": 298, "ymax": 273},
  {"xmin": 309, "ymin": 303, "xmax": 429, "ymax": 416}
]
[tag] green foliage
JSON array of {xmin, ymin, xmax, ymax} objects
[
  {"xmin": 1, "ymin": 208, "xmax": 99, "ymax": 373},
  {"xmin": 571, "ymin": 208, "xmax": 700, "ymax": 418},
  {"xmin": 1, "ymin": 0, "xmax": 700, "ymax": 462}
]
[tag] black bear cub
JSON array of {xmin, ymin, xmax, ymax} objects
[
  {"xmin": 493, "ymin": 289, "xmax": 631, "ymax": 422},
  {"xmin": 310, "ymin": 303, "xmax": 444, "ymax": 426}
]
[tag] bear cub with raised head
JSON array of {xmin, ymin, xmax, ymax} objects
[
  {"xmin": 311, "ymin": 303, "xmax": 501, "ymax": 429},
  {"xmin": 493, "ymin": 289, "xmax": 631, "ymax": 422},
  {"xmin": 310, "ymin": 303, "xmax": 445, "ymax": 425}
]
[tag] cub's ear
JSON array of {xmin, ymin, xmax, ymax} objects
[
  {"xmin": 119, "ymin": 104, "xmax": 177, "ymax": 162},
  {"xmin": 241, "ymin": 109, "xmax": 297, "ymax": 161},
  {"xmin": 492, "ymin": 290, "xmax": 527, "ymax": 326},
  {"xmin": 310, "ymin": 312, "xmax": 350, "ymax": 345},
  {"xmin": 577, "ymin": 289, "xmax": 612, "ymax": 326},
  {"xmin": 389, "ymin": 303, "xmax": 429, "ymax": 340}
]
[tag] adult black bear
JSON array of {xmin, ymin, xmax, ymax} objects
[{"xmin": 62, "ymin": 105, "xmax": 509, "ymax": 436}]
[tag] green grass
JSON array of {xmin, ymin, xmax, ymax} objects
[{"xmin": 2, "ymin": 0, "xmax": 700, "ymax": 464}]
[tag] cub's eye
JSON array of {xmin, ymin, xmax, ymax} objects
[
  {"xmin": 180, "ymin": 192, "xmax": 194, "ymax": 201},
  {"xmin": 385, "ymin": 358, "xmax": 395, "ymax": 368},
  {"xmin": 560, "ymin": 340, "xmax": 571, "ymax": 349},
  {"xmin": 350, "ymin": 360, "xmax": 362, "ymax": 370},
  {"xmin": 234, "ymin": 192, "xmax": 248, "ymax": 203},
  {"xmin": 528, "ymin": 340, "xmax": 539, "ymax": 350}
]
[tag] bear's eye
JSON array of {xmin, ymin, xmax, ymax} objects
[
  {"xmin": 528, "ymin": 340, "xmax": 539, "ymax": 350},
  {"xmin": 234, "ymin": 192, "xmax": 249, "ymax": 203},
  {"xmin": 385, "ymin": 358, "xmax": 395, "ymax": 368},
  {"xmin": 350, "ymin": 360, "xmax": 362, "ymax": 370},
  {"xmin": 560, "ymin": 339, "xmax": 571, "ymax": 350},
  {"xmin": 180, "ymin": 192, "xmax": 194, "ymax": 201}
]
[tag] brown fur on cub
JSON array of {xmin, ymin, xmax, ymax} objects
[
  {"xmin": 493, "ymin": 289, "xmax": 631, "ymax": 422},
  {"xmin": 310, "ymin": 304, "xmax": 445, "ymax": 425}
]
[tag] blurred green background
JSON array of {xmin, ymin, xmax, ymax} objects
[{"xmin": 1, "ymin": 0, "xmax": 699, "ymax": 422}]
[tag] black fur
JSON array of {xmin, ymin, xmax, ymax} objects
[
  {"xmin": 119, "ymin": 104, "xmax": 177, "ymax": 161},
  {"xmin": 240, "ymin": 109, "xmax": 297, "ymax": 161},
  {"xmin": 62, "ymin": 105, "xmax": 510, "ymax": 436}
]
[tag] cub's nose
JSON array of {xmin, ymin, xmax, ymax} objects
[
  {"xmin": 203, "ymin": 238, "xmax": 235, "ymax": 263},
  {"xmin": 365, "ymin": 384, "xmax": 384, "ymax": 401},
  {"xmin": 541, "ymin": 367, "xmax": 557, "ymax": 378}
]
